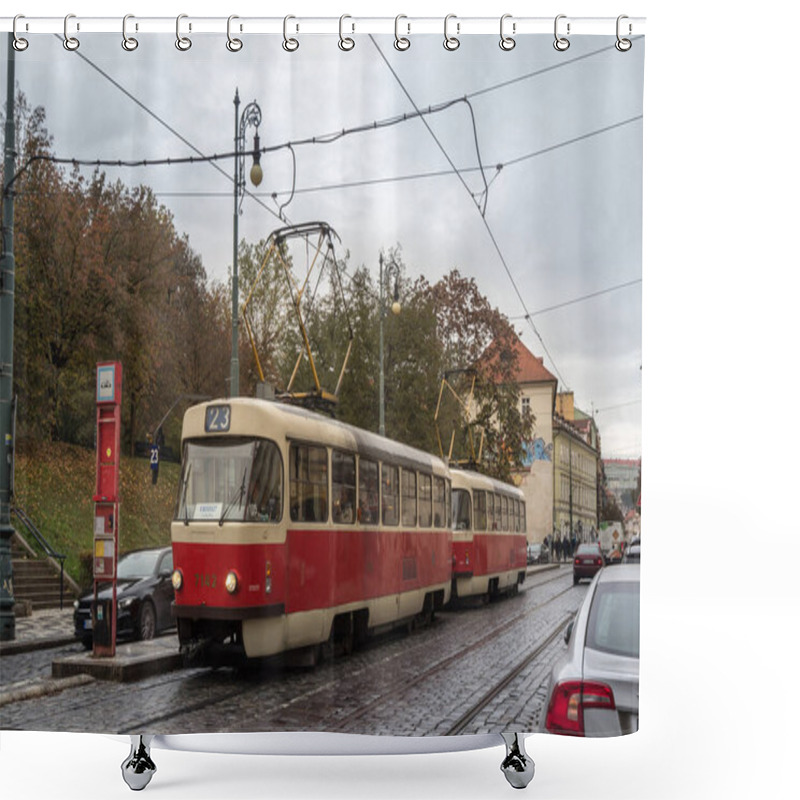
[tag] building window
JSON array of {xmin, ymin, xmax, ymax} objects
[{"xmin": 521, "ymin": 397, "xmax": 530, "ymax": 415}]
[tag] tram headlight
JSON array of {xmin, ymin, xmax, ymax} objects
[
  {"xmin": 171, "ymin": 569, "xmax": 183, "ymax": 591},
  {"xmin": 265, "ymin": 561, "xmax": 272, "ymax": 595},
  {"xmin": 225, "ymin": 570, "xmax": 239, "ymax": 594}
]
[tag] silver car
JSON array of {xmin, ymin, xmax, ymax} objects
[{"xmin": 541, "ymin": 564, "xmax": 639, "ymax": 736}]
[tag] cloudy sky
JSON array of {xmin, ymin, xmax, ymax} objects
[{"xmin": 4, "ymin": 19, "xmax": 643, "ymax": 457}]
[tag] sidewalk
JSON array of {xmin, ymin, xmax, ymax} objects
[{"xmin": 0, "ymin": 607, "xmax": 77, "ymax": 657}]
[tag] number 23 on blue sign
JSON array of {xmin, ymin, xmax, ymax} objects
[{"xmin": 205, "ymin": 405, "xmax": 231, "ymax": 433}]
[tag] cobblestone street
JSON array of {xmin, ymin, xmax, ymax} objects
[{"xmin": 0, "ymin": 567, "xmax": 585, "ymax": 736}]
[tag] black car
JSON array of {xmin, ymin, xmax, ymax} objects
[{"xmin": 74, "ymin": 547, "xmax": 175, "ymax": 648}]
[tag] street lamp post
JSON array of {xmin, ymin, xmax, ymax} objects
[
  {"xmin": 231, "ymin": 90, "xmax": 263, "ymax": 398},
  {"xmin": 0, "ymin": 34, "xmax": 17, "ymax": 641},
  {"xmin": 378, "ymin": 253, "xmax": 401, "ymax": 437}
]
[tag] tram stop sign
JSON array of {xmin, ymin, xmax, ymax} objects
[{"xmin": 93, "ymin": 362, "xmax": 122, "ymax": 657}]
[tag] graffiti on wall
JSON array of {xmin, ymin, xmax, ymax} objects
[{"xmin": 521, "ymin": 437, "xmax": 553, "ymax": 467}]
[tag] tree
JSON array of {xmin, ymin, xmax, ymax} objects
[
  {"xmin": 234, "ymin": 236, "xmax": 294, "ymax": 397},
  {"xmin": 427, "ymin": 270, "xmax": 533, "ymax": 481},
  {"xmin": 8, "ymin": 94, "xmax": 220, "ymax": 451}
]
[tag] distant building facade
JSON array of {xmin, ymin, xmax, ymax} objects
[
  {"xmin": 553, "ymin": 392, "xmax": 600, "ymax": 543},
  {"xmin": 603, "ymin": 458, "xmax": 641, "ymax": 512}
]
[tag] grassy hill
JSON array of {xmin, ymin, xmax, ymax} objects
[{"xmin": 12, "ymin": 440, "xmax": 181, "ymax": 587}]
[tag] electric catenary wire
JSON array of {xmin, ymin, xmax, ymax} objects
[{"xmin": 368, "ymin": 34, "xmax": 569, "ymax": 389}]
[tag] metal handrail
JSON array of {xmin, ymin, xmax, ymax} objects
[{"xmin": 10, "ymin": 506, "xmax": 67, "ymax": 610}]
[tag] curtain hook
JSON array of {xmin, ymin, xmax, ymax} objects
[
  {"xmin": 394, "ymin": 15, "xmax": 410, "ymax": 51},
  {"xmin": 283, "ymin": 15, "xmax": 299, "ymax": 52},
  {"xmin": 444, "ymin": 14, "xmax": 460, "ymax": 51},
  {"xmin": 554, "ymin": 14, "xmax": 570, "ymax": 51},
  {"xmin": 12, "ymin": 15, "xmax": 29, "ymax": 51},
  {"xmin": 63, "ymin": 14, "xmax": 80, "ymax": 51},
  {"xmin": 176, "ymin": 14, "xmax": 192, "ymax": 51},
  {"xmin": 499, "ymin": 14, "xmax": 516, "ymax": 51},
  {"xmin": 615, "ymin": 15, "xmax": 632, "ymax": 51},
  {"xmin": 339, "ymin": 15, "xmax": 355, "ymax": 51},
  {"xmin": 227, "ymin": 15, "xmax": 243, "ymax": 52},
  {"xmin": 122, "ymin": 14, "xmax": 139, "ymax": 51}
]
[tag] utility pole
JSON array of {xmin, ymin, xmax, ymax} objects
[{"xmin": 1, "ymin": 34, "xmax": 17, "ymax": 640}]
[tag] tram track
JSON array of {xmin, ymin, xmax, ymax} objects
[
  {"xmin": 323, "ymin": 584, "xmax": 576, "ymax": 733},
  {"xmin": 443, "ymin": 615, "xmax": 572, "ymax": 736}
]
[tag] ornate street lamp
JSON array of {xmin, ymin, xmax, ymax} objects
[
  {"xmin": 231, "ymin": 90, "xmax": 263, "ymax": 398},
  {"xmin": 378, "ymin": 252, "xmax": 401, "ymax": 437}
]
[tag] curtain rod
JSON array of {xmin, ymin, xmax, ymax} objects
[{"xmin": 2, "ymin": 15, "xmax": 646, "ymax": 38}]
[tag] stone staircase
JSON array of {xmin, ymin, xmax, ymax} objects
[{"xmin": 11, "ymin": 533, "xmax": 79, "ymax": 613}]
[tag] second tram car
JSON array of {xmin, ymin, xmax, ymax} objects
[
  {"xmin": 171, "ymin": 398, "xmax": 452, "ymax": 664},
  {"xmin": 450, "ymin": 468, "xmax": 528, "ymax": 602}
]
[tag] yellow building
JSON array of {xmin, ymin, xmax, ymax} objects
[{"xmin": 553, "ymin": 393, "xmax": 600, "ymax": 544}]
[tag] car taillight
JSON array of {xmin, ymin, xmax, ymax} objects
[
  {"xmin": 544, "ymin": 680, "xmax": 616, "ymax": 736},
  {"xmin": 596, "ymin": 557, "xmax": 602, "ymax": 566}
]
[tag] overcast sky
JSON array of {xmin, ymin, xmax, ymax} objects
[{"xmin": 3, "ymin": 28, "xmax": 643, "ymax": 457}]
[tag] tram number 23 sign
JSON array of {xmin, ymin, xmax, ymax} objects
[{"xmin": 205, "ymin": 404, "xmax": 231, "ymax": 433}]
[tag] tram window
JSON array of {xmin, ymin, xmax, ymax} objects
[
  {"xmin": 248, "ymin": 440, "xmax": 283, "ymax": 522},
  {"xmin": 473, "ymin": 490, "xmax": 487, "ymax": 531},
  {"xmin": 289, "ymin": 443, "xmax": 328, "ymax": 523},
  {"xmin": 332, "ymin": 450, "xmax": 356, "ymax": 525},
  {"xmin": 176, "ymin": 439, "xmax": 262, "ymax": 523},
  {"xmin": 501, "ymin": 495, "xmax": 509, "ymax": 531},
  {"xmin": 487, "ymin": 493, "xmax": 496, "ymax": 530},
  {"xmin": 358, "ymin": 458, "xmax": 379, "ymax": 525},
  {"xmin": 433, "ymin": 476, "xmax": 446, "ymax": 528},
  {"xmin": 382, "ymin": 464, "xmax": 400, "ymax": 526},
  {"xmin": 401, "ymin": 469, "xmax": 417, "ymax": 527},
  {"xmin": 453, "ymin": 489, "xmax": 471, "ymax": 531},
  {"xmin": 513, "ymin": 499, "xmax": 520, "ymax": 532},
  {"xmin": 419, "ymin": 473, "xmax": 432, "ymax": 527},
  {"xmin": 520, "ymin": 500, "xmax": 527, "ymax": 533},
  {"xmin": 445, "ymin": 479, "xmax": 451, "ymax": 530}
]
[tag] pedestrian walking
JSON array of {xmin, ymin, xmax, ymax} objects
[{"xmin": 554, "ymin": 536, "xmax": 562, "ymax": 563}]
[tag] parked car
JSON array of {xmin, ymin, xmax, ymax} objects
[
  {"xmin": 573, "ymin": 542, "xmax": 605, "ymax": 584},
  {"xmin": 541, "ymin": 564, "xmax": 640, "ymax": 737},
  {"xmin": 526, "ymin": 542, "xmax": 550, "ymax": 565},
  {"xmin": 74, "ymin": 546, "xmax": 175, "ymax": 649},
  {"xmin": 623, "ymin": 544, "xmax": 641, "ymax": 563}
]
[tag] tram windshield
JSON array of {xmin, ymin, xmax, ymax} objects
[
  {"xmin": 175, "ymin": 438, "xmax": 283, "ymax": 523},
  {"xmin": 452, "ymin": 489, "xmax": 472, "ymax": 531}
]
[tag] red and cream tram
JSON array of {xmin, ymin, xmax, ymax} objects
[
  {"xmin": 171, "ymin": 398, "xmax": 452, "ymax": 664},
  {"xmin": 450, "ymin": 468, "xmax": 528, "ymax": 602}
]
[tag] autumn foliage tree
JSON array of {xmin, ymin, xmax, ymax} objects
[{"xmin": 6, "ymin": 93, "xmax": 227, "ymax": 453}]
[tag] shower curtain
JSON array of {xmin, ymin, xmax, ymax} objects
[{"xmin": 0, "ymin": 8, "xmax": 643, "ymax": 768}]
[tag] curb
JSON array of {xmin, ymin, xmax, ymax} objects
[{"xmin": 0, "ymin": 634, "xmax": 78, "ymax": 658}]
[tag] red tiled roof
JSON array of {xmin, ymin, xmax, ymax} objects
[{"xmin": 482, "ymin": 336, "xmax": 557, "ymax": 385}]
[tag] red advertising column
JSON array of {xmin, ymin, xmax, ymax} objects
[{"xmin": 93, "ymin": 362, "xmax": 122, "ymax": 657}]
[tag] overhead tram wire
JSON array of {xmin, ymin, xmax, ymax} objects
[
  {"xmin": 30, "ymin": 32, "xmax": 643, "ymax": 215},
  {"xmin": 145, "ymin": 114, "xmax": 642, "ymax": 201},
  {"xmin": 510, "ymin": 279, "xmax": 643, "ymax": 319},
  {"xmin": 368, "ymin": 34, "xmax": 568, "ymax": 389},
  {"xmin": 60, "ymin": 36, "xmax": 287, "ymax": 228}
]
